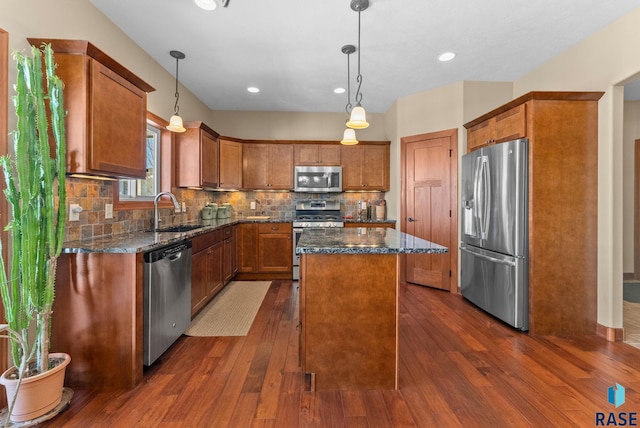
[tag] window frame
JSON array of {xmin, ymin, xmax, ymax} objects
[{"xmin": 113, "ymin": 111, "xmax": 174, "ymax": 210}]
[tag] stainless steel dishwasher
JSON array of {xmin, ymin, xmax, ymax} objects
[{"xmin": 143, "ymin": 240, "xmax": 192, "ymax": 366}]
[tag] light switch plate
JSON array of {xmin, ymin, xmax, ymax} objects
[
  {"xmin": 250, "ymin": 201, "xmax": 256, "ymax": 210},
  {"xmin": 105, "ymin": 203, "xmax": 113, "ymax": 219},
  {"xmin": 182, "ymin": 202, "xmax": 187, "ymax": 213}
]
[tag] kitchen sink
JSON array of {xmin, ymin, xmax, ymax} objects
[{"xmin": 155, "ymin": 225, "xmax": 203, "ymax": 233}]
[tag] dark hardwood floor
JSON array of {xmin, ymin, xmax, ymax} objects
[{"xmin": 43, "ymin": 280, "xmax": 640, "ymax": 427}]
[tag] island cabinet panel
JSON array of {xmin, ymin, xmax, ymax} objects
[
  {"xmin": 28, "ymin": 39, "xmax": 154, "ymax": 179},
  {"xmin": 341, "ymin": 143, "xmax": 390, "ymax": 191},
  {"xmin": 219, "ymin": 138, "xmax": 243, "ymax": 189},
  {"xmin": 294, "ymin": 143, "xmax": 341, "ymax": 165},
  {"xmin": 300, "ymin": 253, "xmax": 398, "ymax": 390},
  {"xmin": 243, "ymin": 143, "xmax": 294, "ymax": 190},
  {"xmin": 52, "ymin": 252, "xmax": 143, "ymax": 390},
  {"xmin": 464, "ymin": 91, "xmax": 603, "ymax": 336},
  {"xmin": 175, "ymin": 121, "xmax": 220, "ymax": 189}
]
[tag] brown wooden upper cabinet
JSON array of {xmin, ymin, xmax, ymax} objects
[
  {"xmin": 175, "ymin": 121, "xmax": 219, "ymax": 189},
  {"xmin": 294, "ymin": 143, "xmax": 341, "ymax": 165},
  {"xmin": 219, "ymin": 138, "xmax": 243, "ymax": 189},
  {"xmin": 467, "ymin": 104, "xmax": 526, "ymax": 151},
  {"xmin": 28, "ymin": 39, "xmax": 154, "ymax": 179},
  {"xmin": 243, "ymin": 143, "xmax": 294, "ymax": 190},
  {"xmin": 341, "ymin": 143, "xmax": 390, "ymax": 191}
]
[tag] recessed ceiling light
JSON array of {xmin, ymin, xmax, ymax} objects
[
  {"xmin": 247, "ymin": 87, "xmax": 260, "ymax": 93},
  {"xmin": 194, "ymin": 0, "xmax": 217, "ymax": 11},
  {"xmin": 438, "ymin": 52, "xmax": 456, "ymax": 62},
  {"xmin": 334, "ymin": 87, "xmax": 346, "ymax": 94}
]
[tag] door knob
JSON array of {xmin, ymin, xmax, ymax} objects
[{"xmin": 408, "ymin": 217, "xmax": 415, "ymax": 222}]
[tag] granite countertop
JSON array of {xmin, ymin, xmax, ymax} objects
[
  {"xmin": 62, "ymin": 217, "xmax": 286, "ymax": 254},
  {"xmin": 296, "ymin": 227, "xmax": 448, "ymax": 255},
  {"xmin": 342, "ymin": 218, "xmax": 396, "ymax": 224}
]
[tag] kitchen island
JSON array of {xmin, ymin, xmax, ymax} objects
[{"xmin": 296, "ymin": 227, "xmax": 447, "ymax": 391}]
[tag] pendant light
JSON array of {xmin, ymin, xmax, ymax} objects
[
  {"xmin": 166, "ymin": 50, "xmax": 186, "ymax": 133},
  {"xmin": 340, "ymin": 44, "xmax": 359, "ymax": 145},
  {"xmin": 346, "ymin": 0, "xmax": 370, "ymax": 130}
]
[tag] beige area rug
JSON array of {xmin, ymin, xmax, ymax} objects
[{"xmin": 185, "ymin": 281, "xmax": 271, "ymax": 337}]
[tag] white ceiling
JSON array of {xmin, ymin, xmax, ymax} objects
[{"xmin": 90, "ymin": 0, "xmax": 640, "ymax": 113}]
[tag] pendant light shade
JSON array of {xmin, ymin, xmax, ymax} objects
[
  {"xmin": 346, "ymin": 0, "xmax": 370, "ymax": 130},
  {"xmin": 167, "ymin": 50, "xmax": 186, "ymax": 133},
  {"xmin": 347, "ymin": 105, "xmax": 368, "ymax": 129},
  {"xmin": 341, "ymin": 128, "xmax": 359, "ymax": 145},
  {"xmin": 167, "ymin": 114, "xmax": 186, "ymax": 133}
]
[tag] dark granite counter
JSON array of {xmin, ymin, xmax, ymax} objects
[
  {"xmin": 343, "ymin": 218, "xmax": 396, "ymax": 226},
  {"xmin": 296, "ymin": 227, "xmax": 448, "ymax": 255},
  {"xmin": 62, "ymin": 217, "xmax": 288, "ymax": 254}
]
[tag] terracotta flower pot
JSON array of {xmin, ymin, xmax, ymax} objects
[{"xmin": 0, "ymin": 353, "xmax": 71, "ymax": 422}]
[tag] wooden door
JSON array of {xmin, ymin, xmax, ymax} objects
[{"xmin": 402, "ymin": 129, "xmax": 457, "ymax": 291}]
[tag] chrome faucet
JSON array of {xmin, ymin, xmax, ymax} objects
[{"xmin": 153, "ymin": 191, "xmax": 180, "ymax": 231}]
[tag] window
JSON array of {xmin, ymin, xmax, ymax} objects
[
  {"xmin": 119, "ymin": 124, "xmax": 160, "ymax": 200},
  {"xmin": 113, "ymin": 112, "xmax": 172, "ymax": 210}
]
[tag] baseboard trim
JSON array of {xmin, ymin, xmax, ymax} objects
[{"xmin": 596, "ymin": 323, "xmax": 624, "ymax": 342}]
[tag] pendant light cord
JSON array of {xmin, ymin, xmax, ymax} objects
[
  {"xmin": 346, "ymin": 51, "xmax": 353, "ymax": 114},
  {"xmin": 354, "ymin": 8, "xmax": 363, "ymax": 106},
  {"xmin": 173, "ymin": 56, "xmax": 180, "ymax": 115}
]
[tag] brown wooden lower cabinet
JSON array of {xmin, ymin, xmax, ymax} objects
[
  {"xmin": 236, "ymin": 222, "xmax": 293, "ymax": 280},
  {"xmin": 191, "ymin": 226, "xmax": 235, "ymax": 317}
]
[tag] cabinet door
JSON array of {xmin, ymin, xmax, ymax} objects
[
  {"xmin": 90, "ymin": 60, "xmax": 147, "ymax": 178},
  {"xmin": 219, "ymin": 139, "xmax": 243, "ymax": 189},
  {"xmin": 494, "ymin": 104, "xmax": 526, "ymax": 143},
  {"xmin": 267, "ymin": 144, "xmax": 294, "ymax": 189},
  {"xmin": 207, "ymin": 242, "xmax": 224, "ymax": 297},
  {"xmin": 468, "ymin": 119, "xmax": 494, "ymax": 151},
  {"xmin": 242, "ymin": 144, "xmax": 268, "ymax": 189},
  {"xmin": 360, "ymin": 145, "xmax": 389, "ymax": 190},
  {"xmin": 191, "ymin": 250, "xmax": 209, "ymax": 316},
  {"xmin": 257, "ymin": 223, "xmax": 292, "ymax": 273},
  {"xmin": 237, "ymin": 223, "xmax": 258, "ymax": 272},
  {"xmin": 341, "ymin": 145, "xmax": 364, "ymax": 190},
  {"xmin": 342, "ymin": 145, "xmax": 389, "ymax": 190},
  {"xmin": 200, "ymin": 132, "xmax": 219, "ymax": 188},
  {"xmin": 222, "ymin": 226, "xmax": 235, "ymax": 283},
  {"xmin": 318, "ymin": 145, "xmax": 341, "ymax": 165},
  {"xmin": 294, "ymin": 144, "xmax": 319, "ymax": 165}
]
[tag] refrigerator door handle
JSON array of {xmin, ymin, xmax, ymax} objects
[
  {"xmin": 460, "ymin": 244, "xmax": 516, "ymax": 267},
  {"xmin": 476, "ymin": 156, "xmax": 491, "ymax": 240}
]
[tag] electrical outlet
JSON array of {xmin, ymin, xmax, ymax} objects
[
  {"xmin": 250, "ymin": 201, "xmax": 256, "ymax": 210},
  {"xmin": 69, "ymin": 204, "xmax": 81, "ymax": 221},
  {"xmin": 182, "ymin": 202, "xmax": 187, "ymax": 213},
  {"xmin": 105, "ymin": 203, "xmax": 113, "ymax": 219}
]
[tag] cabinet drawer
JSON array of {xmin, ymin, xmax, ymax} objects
[
  {"xmin": 192, "ymin": 230, "xmax": 222, "ymax": 253},
  {"xmin": 258, "ymin": 223, "xmax": 290, "ymax": 234}
]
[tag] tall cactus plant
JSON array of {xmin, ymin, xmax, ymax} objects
[{"xmin": 0, "ymin": 43, "xmax": 67, "ymax": 375}]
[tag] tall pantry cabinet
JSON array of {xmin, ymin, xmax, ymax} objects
[{"xmin": 464, "ymin": 91, "xmax": 603, "ymax": 336}]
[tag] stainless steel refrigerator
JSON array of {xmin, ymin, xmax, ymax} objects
[{"xmin": 460, "ymin": 139, "xmax": 528, "ymax": 330}]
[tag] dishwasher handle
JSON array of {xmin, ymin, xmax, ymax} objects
[{"xmin": 144, "ymin": 240, "xmax": 192, "ymax": 263}]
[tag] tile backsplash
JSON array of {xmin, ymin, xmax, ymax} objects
[{"xmin": 63, "ymin": 176, "xmax": 385, "ymax": 242}]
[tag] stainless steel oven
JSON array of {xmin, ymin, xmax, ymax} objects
[{"xmin": 292, "ymin": 200, "xmax": 343, "ymax": 280}]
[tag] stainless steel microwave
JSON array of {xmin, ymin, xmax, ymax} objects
[{"xmin": 294, "ymin": 166, "xmax": 342, "ymax": 193}]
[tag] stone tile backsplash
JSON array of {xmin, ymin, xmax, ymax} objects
[{"xmin": 63, "ymin": 176, "xmax": 385, "ymax": 242}]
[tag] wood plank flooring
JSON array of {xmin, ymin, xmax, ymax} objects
[{"xmin": 42, "ymin": 280, "xmax": 640, "ymax": 427}]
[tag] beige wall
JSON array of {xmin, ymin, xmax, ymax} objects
[
  {"xmin": 515, "ymin": 6, "xmax": 640, "ymax": 329},
  {"xmin": 623, "ymin": 101, "xmax": 640, "ymax": 274}
]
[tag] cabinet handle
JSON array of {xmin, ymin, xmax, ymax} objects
[{"xmin": 271, "ymin": 227, "xmax": 279, "ymax": 231}]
